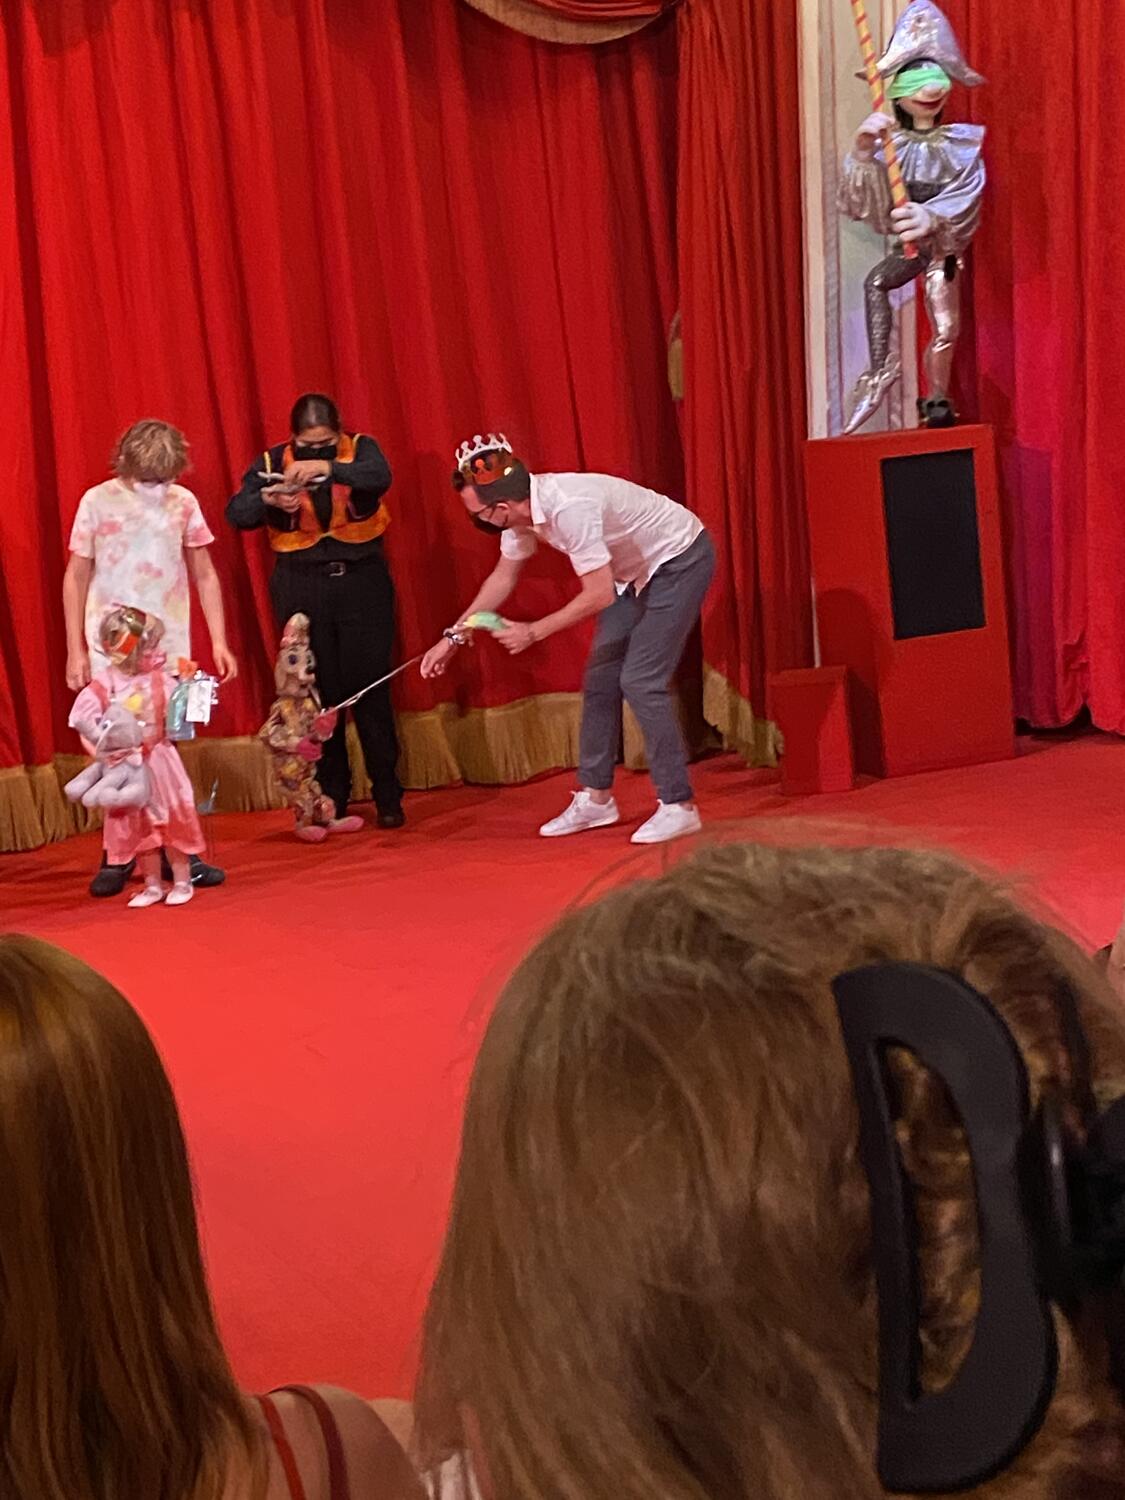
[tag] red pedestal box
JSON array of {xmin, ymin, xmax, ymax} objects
[
  {"xmin": 804, "ymin": 424, "xmax": 1013, "ymax": 779},
  {"xmin": 769, "ymin": 666, "xmax": 855, "ymax": 795}
]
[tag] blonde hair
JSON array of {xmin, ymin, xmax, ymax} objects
[
  {"xmin": 113, "ymin": 419, "xmax": 189, "ymax": 481},
  {"xmin": 417, "ymin": 843, "xmax": 1125, "ymax": 1500},
  {"xmin": 0, "ymin": 935, "xmax": 264, "ymax": 1500}
]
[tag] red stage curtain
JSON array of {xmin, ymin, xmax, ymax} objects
[
  {"xmin": 0, "ymin": 0, "xmax": 681, "ymax": 847},
  {"xmin": 523, "ymin": 0, "xmax": 671, "ymax": 15},
  {"xmin": 938, "ymin": 1, "xmax": 1125, "ymax": 732},
  {"xmin": 676, "ymin": 0, "xmax": 813, "ymax": 759}
]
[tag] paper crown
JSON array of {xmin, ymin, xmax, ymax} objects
[
  {"xmin": 455, "ymin": 432, "xmax": 513, "ymax": 472},
  {"xmin": 863, "ymin": 1, "xmax": 984, "ymax": 88},
  {"xmin": 280, "ymin": 612, "xmax": 311, "ymax": 649}
]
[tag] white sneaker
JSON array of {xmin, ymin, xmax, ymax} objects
[
  {"xmin": 539, "ymin": 790, "xmax": 620, "ymax": 838},
  {"xmin": 630, "ymin": 801, "xmax": 702, "ymax": 845}
]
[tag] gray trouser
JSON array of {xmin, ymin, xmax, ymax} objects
[{"xmin": 579, "ymin": 530, "xmax": 716, "ymax": 805}]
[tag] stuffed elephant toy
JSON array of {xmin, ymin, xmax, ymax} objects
[{"xmin": 64, "ymin": 702, "xmax": 152, "ymax": 811}]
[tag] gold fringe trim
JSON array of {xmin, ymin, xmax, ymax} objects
[
  {"xmin": 702, "ymin": 664, "xmax": 781, "ymax": 766},
  {"xmin": 176, "ymin": 738, "xmax": 287, "ymax": 814},
  {"xmin": 348, "ymin": 693, "xmax": 585, "ymax": 796},
  {"xmin": 0, "ymin": 763, "xmax": 68, "ymax": 852},
  {"xmin": 1, "ymin": 679, "xmax": 773, "ymax": 853}
]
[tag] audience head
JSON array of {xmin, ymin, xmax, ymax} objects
[
  {"xmin": 0, "ymin": 935, "xmax": 259, "ymax": 1500},
  {"xmin": 290, "ymin": 392, "xmax": 342, "ymax": 452},
  {"xmin": 417, "ymin": 843, "xmax": 1125, "ymax": 1500},
  {"xmin": 113, "ymin": 419, "xmax": 189, "ymax": 486}
]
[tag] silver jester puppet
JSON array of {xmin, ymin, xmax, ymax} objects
[{"xmin": 838, "ymin": 1, "xmax": 985, "ymax": 433}]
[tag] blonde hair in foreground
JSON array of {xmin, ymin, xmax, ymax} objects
[
  {"xmin": 0, "ymin": 935, "xmax": 263, "ymax": 1500},
  {"xmin": 113, "ymin": 418, "xmax": 189, "ymax": 481},
  {"xmin": 417, "ymin": 843, "xmax": 1125, "ymax": 1500}
]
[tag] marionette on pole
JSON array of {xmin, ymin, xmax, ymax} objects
[{"xmin": 838, "ymin": 0, "xmax": 985, "ymax": 434}]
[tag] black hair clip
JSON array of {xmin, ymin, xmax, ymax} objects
[
  {"xmin": 833, "ymin": 963, "xmax": 1057, "ymax": 1494},
  {"xmin": 1029, "ymin": 1091, "xmax": 1125, "ymax": 1306}
]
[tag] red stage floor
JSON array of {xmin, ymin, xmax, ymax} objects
[{"xmin": 3, "ymin": 735, "xmax": 1125, "ymax": 1398}]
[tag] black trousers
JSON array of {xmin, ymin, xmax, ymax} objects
[{"xmin": 270, "ymin": 552, "xmax": 402, "ymax": 817}]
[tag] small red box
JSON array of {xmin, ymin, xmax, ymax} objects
[{"xmin": 769, "ymin": 666, "xmax": 856, "ymax": 796}]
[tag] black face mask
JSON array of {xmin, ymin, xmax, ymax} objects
[
  {"xmin": 470, "ymin": 509, "xmax": 506, "ymax": 536},
  {"xmin": 294, "ymin": 442, "xmax": 338, "ymax": 462}
]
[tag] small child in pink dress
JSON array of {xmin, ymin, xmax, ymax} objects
[{"xmin": 69, "ymin": 606, "xmax": 206, "ymax": 909}]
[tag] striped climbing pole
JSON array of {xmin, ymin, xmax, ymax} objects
[{"xmin": 849, "ymin": 0, "xmax": 917, "ymax": 259}]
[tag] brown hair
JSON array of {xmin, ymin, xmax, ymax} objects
[
  {"xmin": 290, "ymin": 392, "xmax": 341, "ymax": 435},
  {"xmin": 113, "ymin": 419, "xmax": 189, "ymax": 481},
  {"xmin": 416, "ymin": 843, "xmax": 1125, "ymax": 1500},
  {"xmin": 450, "ymin": 458, "xmax": 530, "ymax": 502},
  {"xmin": 0, "ymin": 935, "xmax": 263, "ymax": 1500}
]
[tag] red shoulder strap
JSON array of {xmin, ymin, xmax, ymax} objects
[
  {"xmin": 258, "ymin": 1395, "xmax": 308, "ymax": 1500},
  {"xmin": 276, "ymin": 1387, "xmax": 351, "ymax": 1500},
  {"xmin": 89, "ymin": 678, "xmax": 110, "ymax": 711},
  {"xmin": 276, "ymin": 1387, "xmax": 426, "ymax": 1500}
]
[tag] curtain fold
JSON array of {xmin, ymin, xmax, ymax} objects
[
  {"xmin": 676, "ymin": 0, "xmax": 814, "ymax": 759},
  {"xmin": 461, "ymin": 0, "xmax": 659, "ymax": 42},
  {"xmin": 0, "ymin": 0, "xmax": 681, "ymax": 849},
  {"xmin": 938, "ymin": 0, "xmax": 1125, "ymax": 731},
  {"xmin": 522, "ymin": 0, "xmax": 671, "ymax": 15}
]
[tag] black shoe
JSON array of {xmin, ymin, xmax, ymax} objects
[
  {"xmin": 190, "ymin": 853, "xmax": 226, "ymax": 887},
  {"xmin": 377, "ymin": 808, "xmax": 405, "ymax": 830},
  {"xmin": 160, "ymin": 851, "xmax": 226, "ymax": 887},
  {"xmin": 90, "ymin": 855, "xmax": 136, "ymax": 898},
  {"xmin": 918, "ymin": 395, "xmax": 958, "ymax": 429}
]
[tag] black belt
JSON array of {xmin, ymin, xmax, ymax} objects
[{"xmin": 276, "ymin": 551, "xmax": 382, "ymax": 577}]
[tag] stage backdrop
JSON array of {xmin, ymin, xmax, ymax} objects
[
  {"xmin": 931, "ymin": 1, "xmax": 1125, "ymax": 733},
  {"xmin": 0, "ymin": 0, "xmax": 811, "ymax": 850},
  {"xmin": 679, "ymin": 0, "xmax": 813, "ymax": 760}
]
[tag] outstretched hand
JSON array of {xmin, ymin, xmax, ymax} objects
[{"xmin": 421, "ymin": 638, "xmax": 459, "ymax": 679}]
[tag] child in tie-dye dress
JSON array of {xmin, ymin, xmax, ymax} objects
[{"xmin": 62, "ymin": 420, "xmax": 237, "ymax": 897}]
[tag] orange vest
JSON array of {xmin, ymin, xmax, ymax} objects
[{"xmin": 265, "ymin": 433, "xmax": 391, "ymax": 553}]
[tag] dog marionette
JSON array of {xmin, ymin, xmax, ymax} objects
[{"xmin": 259, "ymin": 614, "xmax": 363, "ymax": 843}]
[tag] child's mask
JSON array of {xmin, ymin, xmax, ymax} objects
[{"xmin": 134, "ymin": 480, "xmax": 171, "ymax": 503}]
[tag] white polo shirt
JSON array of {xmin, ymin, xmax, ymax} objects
[{"xmin": 499, "ymin": 472, "xmax": 703, "ymax": 593}]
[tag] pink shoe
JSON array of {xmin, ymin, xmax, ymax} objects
[
  {"xmin": 327, "ymin": 816, "xmax": 364, "ymax": 836},
  {"xmin": 295, "ymin": 824, "xmax": 329, "ymax": 844},
  {"xmin": 128, "ymin": 883, "xmax": 165, "ymax": 909}
]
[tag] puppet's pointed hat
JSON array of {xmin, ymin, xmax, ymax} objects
[
  {"xmin": 279, "ymin": 612, "xmax": 311, "ymax": 650},
  {"xmin": 866, "ymin": 1, "xmax": 985, "ymax": 87}
]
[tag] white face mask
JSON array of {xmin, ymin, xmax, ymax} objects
[{"xmin": 134, "ymin": 480, "xmax": 171, "ymax": 503}]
